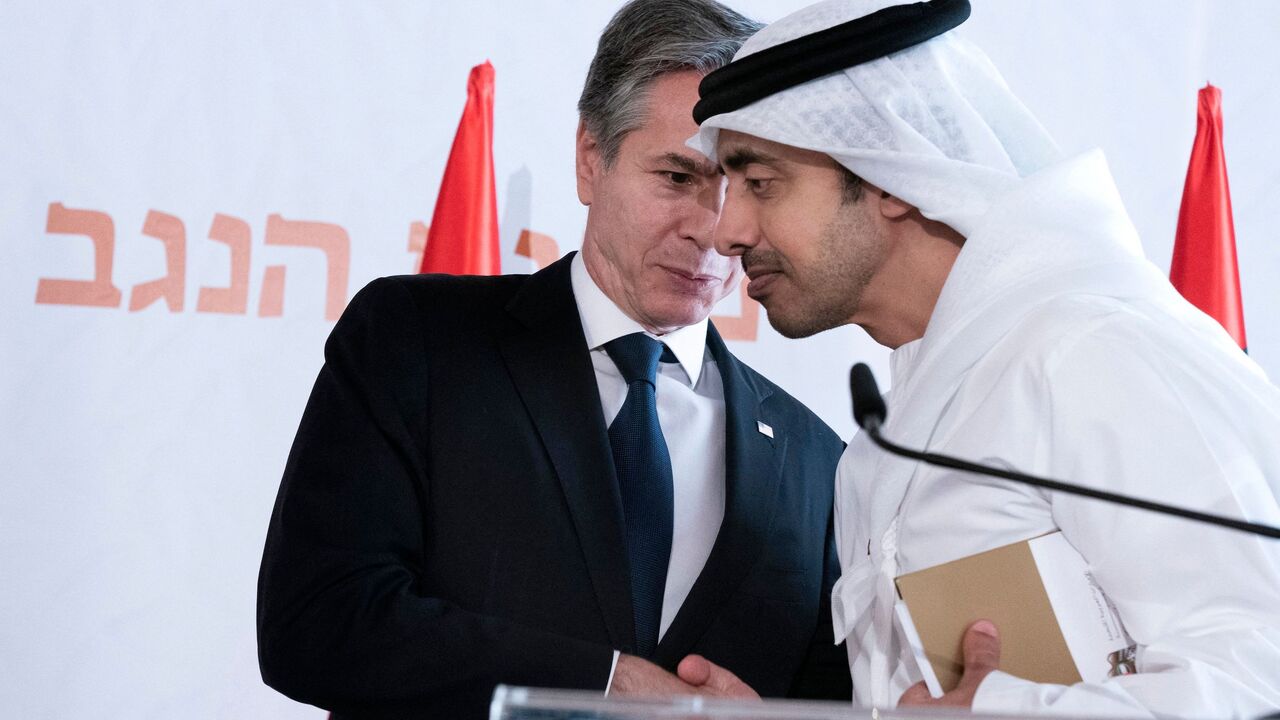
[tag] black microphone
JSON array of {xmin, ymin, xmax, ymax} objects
[
  {"xmin": 848, "ymin": 362, "xmax": 1280, "ymax": 540},
  {"xmin": 850, "ymin": 362, "xmax": 887, "ymax": 432}
]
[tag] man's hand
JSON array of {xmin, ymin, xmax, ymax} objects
[
  {"xmin": 676, "ymin": 654, "xmax": 760, "ymax": 699},
  {"xmin": 609, "ymin": 654, "xmax": 707, "ymax": 697},
  {"xmin": 609, "ymin": 653, "xmax": 761, "ymax": 699},
  {"xmin": 898, "ymin": 619, "xmax": 1001, "ymax": 708}
]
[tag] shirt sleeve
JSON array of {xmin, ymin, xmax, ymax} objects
[{"xmin": 605, "ymin": 650, "xmax": 621, "ymax": 695}]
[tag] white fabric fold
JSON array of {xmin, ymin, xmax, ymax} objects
[
  {"xmin": 689, "ymin": 0, "xmax": 1062, "ymax": 236},
  {"xmin": 830, "ymin": 151, "xmax": 1280, "ymax": 715}
]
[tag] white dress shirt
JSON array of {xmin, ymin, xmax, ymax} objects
[{"xmin": 570, "ymin": 254, "xmax": 727, "ymax": 687}]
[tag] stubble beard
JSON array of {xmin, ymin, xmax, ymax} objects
[{"xmin": 762, "ymin": 202, "xmax": 884, "ymax": 339}]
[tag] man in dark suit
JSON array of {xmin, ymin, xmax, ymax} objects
[{"xmin": 257, "ymin": 1, "xmax": 851, "ymax": 717}]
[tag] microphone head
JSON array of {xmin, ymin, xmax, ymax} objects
[{"xmin": 850, "ymin": 363, "xmax": 887, "ymax": 430}]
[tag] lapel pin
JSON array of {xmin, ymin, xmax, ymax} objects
[{"xmin": 756, "ymin": 420, "xmax": 774, "ymax": 439}]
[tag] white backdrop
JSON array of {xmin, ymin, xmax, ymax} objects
[{"xmin": 2, "ymin": 1, "xmax": 1277, "ymax": 717}]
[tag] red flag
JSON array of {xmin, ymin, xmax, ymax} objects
[
  {"xmin": 1170, "ymin": 84, "xmax": 1246, "ymax": 350},
  {"xmin": 419, "ymin": 61, "xmax": 501, "ymax": 275}
]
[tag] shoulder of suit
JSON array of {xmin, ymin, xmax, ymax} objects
[
  {"xmin": 354, "ymin": 273, "xmax": 531, "ymax": 320},
  {"xmin": 377, "ymin": 272, "xmax": 529, "ymax": 303},
  {"xmin": 726, "ymin": 353, "xmax": 843, "ymax": 450},
  {"xmin": 332, "ymin": 273, "xmax": 535, "ymax": 352}
]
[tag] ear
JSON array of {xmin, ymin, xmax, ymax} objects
[
  {"xmin": 878, "ymin": 190, "xmax": 915, "ymax": 220},
  {"xmin": 576, "ymin": 120, "xmax": 601, "ymax": 206}
]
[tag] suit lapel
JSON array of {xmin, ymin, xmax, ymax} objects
[
  {"xmin": 496, "ymin": 253, "xmax": 636, "ymax": 652},
  {"xmin": 654, "ymin": 325, "xmax": 786, "ymax": 667}
]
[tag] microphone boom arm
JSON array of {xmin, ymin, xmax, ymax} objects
[{"xmin": 861, "ymin": 418, "xmax": 1280, "ymax": 540}]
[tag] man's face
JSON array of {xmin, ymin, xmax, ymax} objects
[
  {"xmin": 713, "ymin": 130, "xmax": 888, "ymax": 339},
  {"xmin": 576, "ymin": 70, "xmax": 742, "ymax": 334}
]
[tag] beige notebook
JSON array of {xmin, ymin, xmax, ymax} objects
[{"xmin": 894, "ymin": 532, "xmax": 1135, "ymax": 696}]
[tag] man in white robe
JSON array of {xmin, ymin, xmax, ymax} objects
[{"xmin": 687, "ymin": 0, "xmax": 1280, "ymax": 716}]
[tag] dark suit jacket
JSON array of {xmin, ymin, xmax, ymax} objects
[{"xmin": 257, "ymin": 253, "xmax": 850, "ymax": 718}]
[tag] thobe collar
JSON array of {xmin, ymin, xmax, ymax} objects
[
  {"xmin": 889, "ymin": 337, "xmax": 924, "ymax": 391},
  {"xmin": 569, "ymin": 252, "xmax": 708, "ymax": 387}
]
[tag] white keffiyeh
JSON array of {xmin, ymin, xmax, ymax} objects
[{"xmin": 688, "ymin": 0, "xmax": 1062, "ymax": 237}]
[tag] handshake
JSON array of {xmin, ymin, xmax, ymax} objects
[
  {"xmin": 612, "ymin": 620, "xmax": 1006, "ymax": 709},
  {"xmin": 610, "ymin": 654, "xmax": 759, "ymax": 699}
]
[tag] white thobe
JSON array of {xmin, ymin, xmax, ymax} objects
[{"xmin": 833, "ymin": 151, "xmax": 1280, "ymax": 718}]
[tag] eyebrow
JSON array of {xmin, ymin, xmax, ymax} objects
[
  {"xmin": 658, "ymin": 152, "xmax": 720, "ymax": 177},
  {"xmin": 721, "ymin": 147, "xmax": 780, "ymax": 172}
]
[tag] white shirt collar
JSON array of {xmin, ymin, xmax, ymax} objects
[{"xmin": 570, "ymin": 252, "xmax": 708, "ymax": 386}]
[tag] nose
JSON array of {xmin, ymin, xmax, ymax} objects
[
  {"xmin": 679, "ymin": 178, "xmax": 723, "ymax": 251},
  {"xmin": 713, "ymin": 184, "xmax": 758, "ymax": 258}
]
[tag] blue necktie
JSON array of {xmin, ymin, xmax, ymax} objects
[{"xmin": 604, "ymin": 333, "xmax": 674, "ymax": 658}]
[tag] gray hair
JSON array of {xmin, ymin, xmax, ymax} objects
[{"xmin": 578, "ymin": 0, "xmax": 761, "ymax": 166}]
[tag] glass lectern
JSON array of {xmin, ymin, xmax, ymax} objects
[{"xmin": 491, "ymin": 686, "xmax": 1015, "ymax": 720}]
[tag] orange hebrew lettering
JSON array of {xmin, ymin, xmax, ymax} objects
[
  {"xmin": 408, "ymin": 221, "xmax": 429, "ymax": 272},
  {"xmin": 408, "ymin": 221, "xmax": 429, "ymax": 252},
  {"xmin": 258, "ymin": 265, "xmax": 286, "ymax": 318},
  {"xmin": 514, "ymin": 229, "xmax": 560, "ymax": 271},
  {"xmin": 35, "ymin": 203, "xmax": 122, "ymax": 307},
  {"xmin": 260, "ymin": 214, "xmax": 350, "ymax": 321},
  {"xmin": 196, "ymin": 214, "xmax": 251, "ymax": 315},
  {"xmin": 710, "ymin": 278, "xmax": 760, "ymax": 342},
  {"xmin": 129, "ymin": 210, "xmax": 187, "ymax": 312}
]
